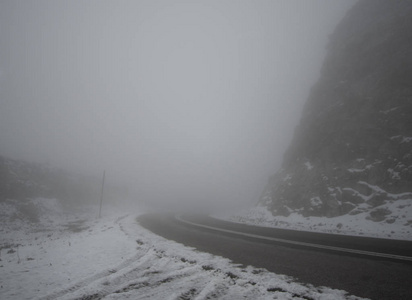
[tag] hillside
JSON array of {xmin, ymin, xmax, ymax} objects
[
  {"xmin": 0, "ymin": 154, "xmax": 135, "ymax": 224},
  {"xmin": 0, "ymin": 155, "xmax": 97, "ymax": 204},
  {"xmin": 259, "ymin": 0, "xmax": 412, "ymax": 225}
]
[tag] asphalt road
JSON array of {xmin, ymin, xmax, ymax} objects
[{"xmin": 138, "ymin": 214, "xmax": 412, "ymax": 300}]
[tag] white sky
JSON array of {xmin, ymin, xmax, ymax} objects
[{"xmin": 0, "ymin": 0, "xmax": 356, "ymax": 209}]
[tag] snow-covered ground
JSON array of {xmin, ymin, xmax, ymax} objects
[
  {"xmin": 214, "ymin": 201, "xmax": 412, "ymax": 241},
  {"xmin": 0, "ymin": 198, "xmax": 365, "ymax": 299}
]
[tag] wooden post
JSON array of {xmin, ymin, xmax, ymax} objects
[{"xmin": 99, "ymin": 170, "xmax": 105, "ymax": 218}]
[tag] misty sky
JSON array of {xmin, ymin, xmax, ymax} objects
[{"xmin": 0, "ymin": 0, "xmax": 355, "ymax": 209}]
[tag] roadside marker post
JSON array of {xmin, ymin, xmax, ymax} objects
[{"xmin": 99, "ymin": 170, "xmax": 105, "ymax": 218}]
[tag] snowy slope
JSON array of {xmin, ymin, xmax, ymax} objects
[
  {"xmin": 215, "ymin": 201, "xmax": 412, "ymax": 241},
  {"xmin": 0, "ymin": 198, "xmax": 365, "ymax": 300}
]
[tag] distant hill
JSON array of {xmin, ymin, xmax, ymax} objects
[
  {"xmin": 0, "ymin": 155, "xmax": 99, "ymax": 204},
  {"xmin": 259, "ymin": 0, "xmax": 412, "ymax": 223}
]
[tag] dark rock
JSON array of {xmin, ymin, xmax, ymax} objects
[{"xmin": 367, "ymin": 208, "xmax": 392, "ymax": 222}]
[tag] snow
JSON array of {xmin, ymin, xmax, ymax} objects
[
  {"xmin": 390, "ymin": 135, "xmax": 412, "ymax": 143},
  {"xmin": 357, "ymin": 181, "xmax": 386, "ymax": 194},
  {"xmin": 347, "ymin": 168, "xmax": 365, "ymax": 173},
  {"xmin": 381, "ymin": 107, "xmax": 399, "ymax": 114},
  {"xmin": 356, "ymin": 181, "xmax": 412, "ymax": 200},
  {"xmin": 304, "ymin": 161, "xmax": 314, "ymax": 170},
  {"xmin": 341, "ymin": 187, "xmax": 370, "ymax": 201},
  {"xmin": 215, "ymin": 202, "xmax": 412, "ymax": 241},
  {"xmin": 283, "ymin": 174, "xmax": 292, "ymax": 182},
  {"xmin": 340, "ymin": 182, "xmax": 412, "ymax": 204},
  {"xmin": 387, "ymin": 168, "xmax": 401, "ymax": 180},
  {"xmin": 0, "ymin": 198, "xmax": 365, "ymax": 300},
  {"xmin": 310, "ymin": 197, "xmax": 323, "ymax": 207}
]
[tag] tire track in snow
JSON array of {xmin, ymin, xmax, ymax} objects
[
  {"xmin": 36, "ymin": 215, "xmax": 146, "ymax": 300},
  {"xmin": 36, "ymin": 215, "xmax": 218, "ymax": 300}
]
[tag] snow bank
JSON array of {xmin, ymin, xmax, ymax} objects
[{"xmin": 215, "ymin": 201, "xmax": 412, "ymax": 241}]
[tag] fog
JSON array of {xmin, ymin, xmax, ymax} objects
[{"xmin": 0, "ymin": 0, "xmax": 355, "ymax": 212}]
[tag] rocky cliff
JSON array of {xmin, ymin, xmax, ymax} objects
[{"xmin": 260, "ymin": 0, "xmax": 412, "ymax": 221}]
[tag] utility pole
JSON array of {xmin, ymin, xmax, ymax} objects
[{"xmin": 99, "ymin": 170, "xmax": 105, "ymax": 218}]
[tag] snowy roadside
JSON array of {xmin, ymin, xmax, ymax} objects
[
  {"xmin": 0, "ymin": 199, "xmax": 135, "ymax": 299},
  {"xmin": 0, "ymin": 198, "xmax": 366, "ymax": 300},
  {"xmin": 213, "ymin": 202, "xmax": 412, "ymax": 241}
]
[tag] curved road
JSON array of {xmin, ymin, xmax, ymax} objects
[{"xmin": 138, "ymin": 214, "xmax": 412, "ymax": 300}]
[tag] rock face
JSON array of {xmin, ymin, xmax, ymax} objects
[{"xmin": 260, "ymin": 0, "xmax": 412, "ymax": 219}]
